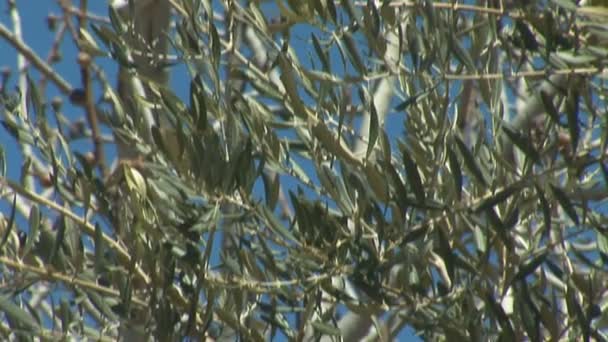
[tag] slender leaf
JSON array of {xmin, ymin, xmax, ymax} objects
[
  {"xmin": 0, "ymin": 296, "xmax": 40, "ymax": 331},
  {"xmin": 540, "ymin": 90, "xmax": 562, "ymax": 125},
  {"xmin": 475, "ymin": 184, "xmax": 520, "ymax": 213},
  {"xmin": 312, "ymin": 320, "xmax": 341, "ymax": 336},
  {"xmin": 366, "ymin": 100, "xmax": 379, "ymax": 159},
  {"xmin": 455, "ymin": 136, "xmax": 487, "ymax": 186},
  {"xmin": 502, "ymin": 125, "xmax": 540, "ymax": 163},
  {"xmin": 446, "ymin": 145, "xmax": 462, "ymax": 200},
  {"xmin": 402, "ymin": 148, "xmax": 426, "ymax": 204},
  {"xmin": 0, "ymin": 194, "xmax": 16, "ymax": 251},
  {"xmin": 565, "ymin": 88, "xmax": 580, "ymax": 153},
  {"xmin": 23, "ymin": 205, "xmax": 40, "ymax": 257},
  {"xmin": 550, "ymin": 184, "xmax": 579, "ymax": 225}
]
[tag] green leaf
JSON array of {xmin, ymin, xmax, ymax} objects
[
  {"xmin": 312, "ymin": 320, "xmax": 341, "ymax": 336},
  {"xmin": 566, "ymin": 286, "xmax": 590, "ymax": 340},
  {"xmin": 366, "ymin": 100, "xmax": 379, "ymax": 159},
  {"xmin": 108, "ymin": 4, "xmax": 126, "ymax": 35},
  {"xmin": 279, "ymin": 56, "xmax": 308, "ymax": 119},
  {"xmin": 363, "ymin": 0, "xmax": 380, "ymax": 38},
  {"xmin": 261, "ymin": 205, "xmax": 296, "ymax": 243},
  {"xmin": 244, "ymin": 68, "xmax": 283, "ymax": 101},
  {"xmin": 190, "ymin": 76, "xmax": 207, "ymax": 132},
  {"xmin": 209, "ymin": 22, "xmax": 221, "ymax": 70},
  {"xmin": 540, "ymin": 90, "xmax": 562, "ymax": 125},
  {"xmin": 446, "ymin": 145, "xmax": 462, "ymax": 200},
  {"xmin": 394, "ymin": 83, "xmax": 438, "ymax": 112},
  {"xmin": 342, "ymin": 32, "xmax": 366, "ymax": 75},
  {"xmin": 485, "ymin": 208, "xmax": 513, "ymax": 248},
  {"xmin": 317, "ymin": 163, "xmax": 354, "ymax": 213},
  {"xmin": 326, "ymin": 0, "xmax": 337, "ymax": 23},
  {"xmin": 94, "ymin": 223, "xmax": 104, "ymax": 274},
  {"xmin": 2, "ymin": 117, "xmax": 34, "ymax": 146},
  {"xmin": 502, "ymin": 125, "xmax": 540, "ymax": 163},
  {"xmin": 473, "ymin": 225, "xmax": 486, "ymax": 253},
  {"xmin": 84, "ymin": 289, "xmax": 119, "ymax": 322},
  {"xmin": 23, "ymin": 205, "xmax": 41, "ymax": 257},
  {"xmin": 454, "ymin": 136, "xmax": 486, "ymax": 186},
  {"xmin": 394, "ymin": 96, "xmax": 418, "ymax": 112},
  {"xmin": 27, "ymin": 74, "xmax": 44, "ymax": 121},
  {"xmin": 536, "ymin": 185, "xmax": 552, "ymax": 240},
  {"xmin": 0, "ymin": 194, "xmax": 16, "ymax": 252},
  {"xmin": 403, "ymin": 225, "xmax": 430, "ymax": 245},
  {"xmin": 379, "ymin": 129, "xmax": 391, "ymax": 165},
  {"xmin": 159, "ymin": 86, "xmax": 187, "ymax": 118},
  {"xmin": 475, "ymin": 184, "xmax": 520, "ymax": 212},
  {"xmin": 0, "ymin": 296, "xmax": 40, "ymax": 331},
  {"xmin": 311, "ymin": 33, "xmax": 330, "ymax": 72},
  {"xmin": 597, "ymin": 231, "xmax": 608, "ymax": 266},
  {"xmin": 565, "ymin": 88, "xmax": 580, "ymax": 153},
  {"xmin": 49, "ymin": 215, "xmax": 67, "ymax": 264},
  {"xmin": 263, "ymin": 171, "xmax": 280, "ymax": 211},
  {"xmin": 59, "ymin": 298, "xmax": 73, "ymax": 332},
  {"xmin": 90, "ymin": 23, "xmax": 121, "ymax": 53},
  {"xmin": 0, "ymin": 145, "xmax": 5, "ymax": 177},
  {"xmin": 385, "ymin": 160, "xmax": 409, "ymax": 209},
  {"xmin": 556, "ymin": 51, "xmax": 596, "ymax": 66},
  {"xmin": 516, "ymin": 283, "xmax": 541, "ymax": 342},
  {"xmin": 550, "ymin": 184, "xmax": 579, "ymax": 225},
  {"xmin": 511, "ymin": 252, "xmax": 547, "ymax": 285},
  {"xmin": 485, "ymin": 292, "xmax": 515, "ymax": 340},
  {"xmin": 402, "ymin": 148, "xmax": 426, "ymax": 204},
  {"xmin": 450, "ymin": 33, "xmax": 476, "ymax": 72}
]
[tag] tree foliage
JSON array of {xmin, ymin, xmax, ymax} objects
[{"xmin": 0, "ymin": 0, "xmax": 608, "ymax": 340}]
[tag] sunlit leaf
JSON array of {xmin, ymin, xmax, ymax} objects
[
  {"xmin": 0, "ymin": 296, "xmax": 40, "ymax": 332},
  {"xmin": 312, "ymin": 320, "xmax": 341, "ymax": 336}
]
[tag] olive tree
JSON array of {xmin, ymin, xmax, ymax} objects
[{"xmin": 0, "ymin": 0, "xmax": 607, "ymax": 340}]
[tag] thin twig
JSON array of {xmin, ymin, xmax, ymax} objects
[
  {"xmin": 66, "ymin": 6, "xmax": 111, "ymax": 23},
  {"xmin": 0, "ymin": 256, "xmax": 147, "ymax": 307},
  {"xmin": 382, "ymin": 0, "xmax": 507, "ymax": 16},
  {"xmin": 39, "ymin": 21, "xmax": 67, "ymax": 94},
  {"xmin": 1, "ymin": 177, "xmax": 150, "ymax": 286},
  {"xmin": 444, "ymin": 67, "xmax": 603, "ymax": 81},
  {"xmin": 0, "ymin": 23, "xmax": 72, "ymax": 95},
  {"xmin": 75, "ymin": 0, "xmax": 107, "ymax": 177}
]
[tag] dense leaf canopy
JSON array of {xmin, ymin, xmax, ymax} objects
[{"xmin": 0, "ymin": 0, "xmax": 608, "ymax": 340}]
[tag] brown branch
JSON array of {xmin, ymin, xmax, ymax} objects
[
  {"xmin": 75, "ymin": 0, "xmax": 107, "ymax": 177},
  {"xmin": 77, "ymin": 52, "xmax": 107, "ymax": 177},
  {"xmin": 39, "ymin": 20, "xmax": 67, "ymax": 95}
]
